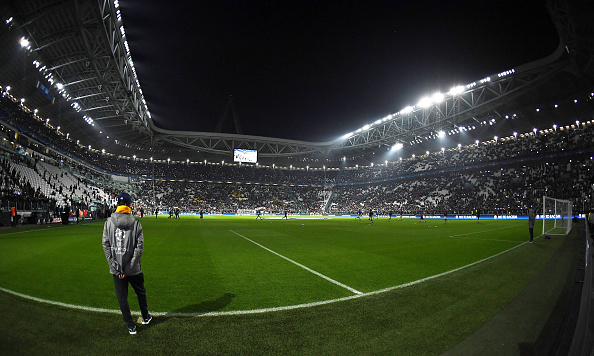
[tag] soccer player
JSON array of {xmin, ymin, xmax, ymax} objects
[
  {"xmin": 420, "ymin": 213, "xmax": 425, "ymax": 223},
  {"xmin": 256, "ymin": 210, "xmax": 262, "ymax": 220},
  {"xmin": 476, "ymin": 209, "xmax": 481, "ymax": 223},
  {"xmin": 368, "ymin": 209, "xmax": 374, "ymax": 223},
  {"xmin": 357, "ymin": 209, "xmax": 362, "ymax": 220},
  {"xmin": 102, "ymin": 193, "xmax": 152, "ymax": 335},
  {"xmin": 444, "ymin": 211, "xmax": 447, "ymax": 224}
]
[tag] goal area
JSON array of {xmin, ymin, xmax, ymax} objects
[{"xmin": 542, "ymin": 196, "xmax": 573, "ymax": 236}]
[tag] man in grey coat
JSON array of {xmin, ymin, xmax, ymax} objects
[
  {"xmin": 103, "ymin": 192, "xmax": 152, "ymax": 334},
  {"xmin": 528, "ymin": 208, "xmax": 536, "ymax": 243}
]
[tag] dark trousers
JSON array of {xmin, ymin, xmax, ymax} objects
[
  {"xmin": 113, "ymin": 273, "xmax": 149, "ymax": 328},
  {"xmin": 529, "ymin": 228, "xmax": 534, "ymax": 241}
]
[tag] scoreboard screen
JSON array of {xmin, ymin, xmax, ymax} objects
[{"xmin": 233, "ymin": 149, "xmax": 257, "ymax": 163}]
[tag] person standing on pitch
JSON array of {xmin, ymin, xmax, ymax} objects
[
  {"xmin": 103, "ymin": 192, "xmax": 152, "ymax": 335},
  {"xmin": 528, "ymin": 208, "xmax": 536, "ymax": 243}
]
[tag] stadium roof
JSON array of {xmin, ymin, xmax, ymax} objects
[{"xmin": 0, "ymin": 0, "xmax": 593, "ymax": 167}]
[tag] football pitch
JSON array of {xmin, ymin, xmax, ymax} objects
[{"xmin": 0, "ymin": 216, "xmax": 572, "ymax": 354}]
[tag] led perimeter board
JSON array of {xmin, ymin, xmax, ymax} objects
[{"xmin": 234, "ymin": 149, "xmax": 258, "ymax": 163}]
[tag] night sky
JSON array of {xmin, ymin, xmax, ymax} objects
[{"xmin": 121, "ymin": 1, "xmax": 559, "ymax": 142}]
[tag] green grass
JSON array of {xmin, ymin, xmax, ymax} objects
[{"xmin": 0, "ymin": 216, "xmax": 572, "ymax": 354}]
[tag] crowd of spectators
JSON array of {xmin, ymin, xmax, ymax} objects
[{"xmin": 1, "ymin": 86, "xmax": 593, "ymax": 219}]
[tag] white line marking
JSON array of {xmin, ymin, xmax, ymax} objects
[
  {"xmin": 448, "ymin": 236, "xmax": 520, "ymax": 243},
  {"xmin": 448, "ymin": 223, "xmax": 523, "ymax": 238},
  {"xmin": 0, "ymin": 234, "xmax": 540, "ymax": 318},
  {"xmin": 229, "ymin": 230, "xmax": 362, "ymax": 295},
  {"xmin": 0, "ymin": 225, "xmax": 69, "ymax": 236}
]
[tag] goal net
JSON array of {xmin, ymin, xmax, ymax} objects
[{"xmin": 542, "ymin": 196, "xmax": 573, "ymax": 236}]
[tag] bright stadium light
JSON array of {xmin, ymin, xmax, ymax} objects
[
  {"xmin": 437, "ymin": 130, "xmax": 445, "ymax": 138},
  {"xmin": 417, "ymin": 97, "xmax": 433, "ymax": 108},
  {"xmin": 392, "ymin": 143, "xmax": 403, "ymax": 151},
  {"xmin": 448, "ymin": 86, "xmax": 465, "ymax": 95},
  {"xmin": 19, "ymin": 37, "xmax": 29, "ymax": 47},
  {"xmin": 400, "ymin": 106, "xmax": 414, "ymax": 114},
  {"xmin": 432, "ymin": 92, "xmax": 444, "ymax": 103},
  {"xmin": 362, "ymin": 124, "xmax": 370, "ymax": 131},
  {"xmin": 56, "ymin": 83, "xmax": 63, "ymax": 90}
]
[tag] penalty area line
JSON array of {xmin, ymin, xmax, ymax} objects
[{"xmin": 229, "ymin": 230, "xmax": 362, "ymax": 295}]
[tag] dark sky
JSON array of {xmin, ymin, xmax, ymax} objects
[{"xmin": 121, "ymin": 1, "xmax": 559, "ymax": 142}]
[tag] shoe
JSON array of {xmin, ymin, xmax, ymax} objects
[
  {"xmin": 128, "ymin": 326, "xmax": 137, "ymax": 335},
  {"xmin": 529, "ymin": 240, "xmax": 533, "ymax": 243},
  {"xmin": 142, "ymin": 314, "xmax": 152, "ymax": 325}
]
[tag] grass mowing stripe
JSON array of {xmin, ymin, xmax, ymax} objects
[
  {"xmin": 229, "ymin": 230, "xmax": 362, "ymax": 295},
  {"xmin": 0, "ymin": 232, "xmax": 538, "ymax": 319}
]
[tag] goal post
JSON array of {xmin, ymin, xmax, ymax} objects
[{"xmin": 542, "ymin": 196, "xmax": 573, "ymax": 236}]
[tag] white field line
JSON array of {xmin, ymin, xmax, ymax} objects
[
  {"xmin": 229, "ymin": 230, "xmax": 362, "ymax": 295},
  {"xmin": 0, "ymin": 233, "xmax": 538, "ymax": 318},
  {"xmin": 448, "ymin": 223, "xmax": 524, "ymax": 241},
  {"xmin": 0, "ymin": 225, "xmax": 69, "ymax": 236}
]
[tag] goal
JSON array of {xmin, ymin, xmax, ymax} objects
[{"xmin": 542, "ymin": 196, "xmax": 573, "ymax": 236}]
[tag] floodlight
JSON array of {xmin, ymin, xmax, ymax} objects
[
  {"xmin": 401, "ymin": 106, "xmax": 414, "ymax": 114},
  {"xmin": 56, "ymin": 83, "xmax": 63, "ymax": 90},
  {"xmin": 392, "ymin": 143, "xmax": 403, "ymax": 151},
  {"xmin": 494, "ymin": 136, "xmax": 498, "ymax": 141},
  {"xmin": 19, "ymin": 37, "xmax": 29, "ymax": 47},
  {"xmin": 457, "ymin": 143, "xmax": 461, "ymax": 148},
  {"xmin": 5, "ymin": 86, "xmax": 10, "ymax": 91},
  {"xmin": 437, "ymin": 130, "xmax": 445, "ymax": 138},
  {"xmin": 553, "ymin": 124, "xmax": 557, "ymax": 130},
  {"xmin": 449, "ymin": 86, "xmax": 465, "ymax": 95},
  {"xmin": 432, "ymin": 92, "xmax": 444, "ymax": 103},
  {"xmin": 362, "ymin": 124, "xmax": 370, "ymax": 131},
  {"xmin": 426, "ymin": 151, "xmax": 429, "ymax": 155},
  {"xmin": 417, "ymin": 97, "xmax": 433, "ymax": 108}
]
